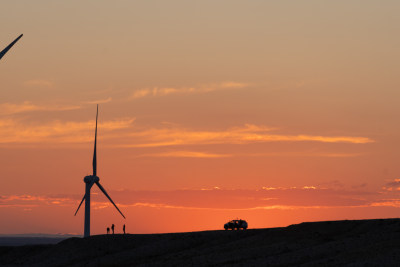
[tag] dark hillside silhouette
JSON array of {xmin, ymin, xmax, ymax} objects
[{"xmin": 1, "ymin": 219, "xmax": 400, "ymax": 266}]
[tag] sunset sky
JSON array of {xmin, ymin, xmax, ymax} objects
[{"xmin": 1, "ymin": 1, "xmax": 400, "ymax": 235}]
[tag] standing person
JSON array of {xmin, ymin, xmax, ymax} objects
[
  {"xmin": 123, "ymin": 224, "xmax": 126, "ymax": 234},
  {"xmin": 111, "ymin": 224, "xmax": 115, "ymax": 234},
  {"xmin": 107, "ymin": 227, "xmax": 110, "ymax": 234}
]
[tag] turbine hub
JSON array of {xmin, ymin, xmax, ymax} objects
[{"xmin": 84, "ymin": 175, "xmax": 99, "ymax": 183}]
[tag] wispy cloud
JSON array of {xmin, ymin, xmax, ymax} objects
[
  {"xmin": 232, "ymin": 152, "xmax": 363, "ymax": 158},
  {"xmin": 382, "ymin": 179, "xmax": 400, "ymax": 191},
  {"xmin": 0, "ymin": 118, "xmax": 373, "ymax": 151},
  {"xmin": 0, "ymin": 118, "xmax": 135, "ymax": 144},
  {"xmin": 23, "ymin": 79, "xmax": 54, "ymax": 89},
  {"xmin": 82, "ymin": 97, "xmax": 112, "ymax": 105},
  {"xmin": 370, "ymin": 200, "xmax": 400, "ymax": 208},
  {"xmin": 0, "ymin": 185, "xmax": 391, "ymax": 211},
  {"xmin": 0, "ymin": 194, "xmax": 78, "ymax": 208},
  {"xmin": 139, "ymin": 151, "xmax": 361, "ymax": 159},
  {"xmin": 0, "ymin": 102, "xmax": 80, "ymax": 115},
  {"xmin": 140, "ymin": 151, "xmax": 232, "ymax": 158},
  {"xmin": 122, "ymin": 124, "xmax": 374, "ymax": 148},
  {"xmin": 130, "ymin": 81, "xmax": 249, "ymax": 99},
  {"xmin": 93, "ymin": 187, "xmax": 400, "ymax": 211},
  {"xmin": 0, "ymin": 96, "xmax": 111, "ymax": 117}
]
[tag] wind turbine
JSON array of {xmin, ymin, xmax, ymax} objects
[
  {"xmin": 75, "ymin": 105, "xmax": 125, "ymax": 237},
  {"xmin": 0, "ymin": 34, "xmax": 23, "ymax": 61}
]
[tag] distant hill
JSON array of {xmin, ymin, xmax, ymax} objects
[
  {"xmin": 0, "ymin": 234, "xmax": 80, "ymax": 246},
  {"xmin": 0, "ymin": 237, "xmax": 68, "ymax": 246},
  {"xmin": 1, "ymin": 218, "xmax": 400, "ymax": 266}
]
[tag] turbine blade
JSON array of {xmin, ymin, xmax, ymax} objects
[
  {"xmin": 95, "ymin": 181, "xmax": 126, "ymax": 219},
  {"xmin": 74, "ymin": 194, "xmax": 86, "ymax": 216},
  {"xmin": 74, "ymin": 180, "xmax": 95, "ymax": 216},
  {"xmin": 92, "ymin": 105, "xmax": 98, "ymax": 176},
  {"xmin": 0, "ymin": 34, "xmax": 23, "ymax": 61}
]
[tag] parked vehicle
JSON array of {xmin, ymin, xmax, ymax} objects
[{"xmin": 224, "ymin": 219, "xmax": 248, "ymax": 230}]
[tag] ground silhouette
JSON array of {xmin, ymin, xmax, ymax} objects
[{"xmin": 1, "ymin": 218, "xmax": 400, "ymax": 266}]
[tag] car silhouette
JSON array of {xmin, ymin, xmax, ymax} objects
[{"xmin": 224, "ymin": 219, "xmax": 248, "ymax": 230}]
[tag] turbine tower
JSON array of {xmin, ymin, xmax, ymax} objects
[
  {"xmin": 0, "ymin": 34, "xmax": 23, "ymax": 61},
  {"xmin": 75, "ymin": 105, "xmax": 125, "ymax": 237}
]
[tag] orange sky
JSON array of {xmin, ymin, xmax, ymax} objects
[{"xmin": 1, "ymin": 1, "xmax": 400, "ymax": 235}]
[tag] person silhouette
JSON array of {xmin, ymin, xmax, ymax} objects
[
  {"xmin": 107, "ymin": 227, "xmax": 110, "ymax": 234},
  {"xmin": 123, "ymin": 224, "xmax": 126, "ymax": 234},
  {"xmin": 111, "ymin": 224, "xmax": 115, "ymax": 234}
]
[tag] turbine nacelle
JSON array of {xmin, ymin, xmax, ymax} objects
[{"xmin": 84, "ymin": 175, "xmax": 99, "ymax": 184}]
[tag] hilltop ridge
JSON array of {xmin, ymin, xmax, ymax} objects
[{"xmin": 1, "ymin": 218, "xmax": 400, "ymax": 266}]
